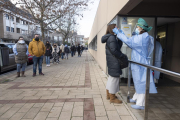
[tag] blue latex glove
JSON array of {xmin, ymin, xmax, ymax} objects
[
  {"xmin": 119, "ymin": 29, "xmax": 125, "ymax": 34},
  {"xmin": 113, "ymin": 28, "xmax": 119, "ymax": 34}
]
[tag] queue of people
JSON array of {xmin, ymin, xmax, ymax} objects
[
  {"xmin": 102, "ymin": 18, "xmax": 158, "ymax": 110},
  {"xmin": 13, "ymin": 33, "xmax": 85, "ymax": 78}
]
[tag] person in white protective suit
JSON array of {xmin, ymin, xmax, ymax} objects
[
  {"xmin": 113, "ymin": 18, "xmax": 157, "ymax": 110},
  {"xmin": 154, "ymin": 38, "xmax": 163, "ymax": 83}
]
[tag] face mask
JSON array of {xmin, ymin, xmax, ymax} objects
[
  {"xmin": 135, "ymin": 28, "xmax": 140, "ymax": 35},
  {"xmin": 18, "ymin": 40, "xmax": 25, "ymax": 44},
  {"xmin": 35, "ymin": 37, "xmax": 39, "ymax": 41}
]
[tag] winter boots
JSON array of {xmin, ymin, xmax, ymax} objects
[
  {"xmin": 106, "ymin": 90, "xmax": 118, "ymax": 100},
  {"xmin": 106, "ymin": 90, "xmax": 110, "ymax": 100},
  {"xmin": 21, "ymin": 71, "xmax": 26, "ymax": 77},
  {"xmin": 16, "ymin": 72, "xmax": 20, "ymax": 78},
  {"xmin": 16, "ymin": 72, "xmax": 26, "ymax": 77},
  {"xmin": 110, "ymin": 94, "xmax": 122, "ymax": 104}
]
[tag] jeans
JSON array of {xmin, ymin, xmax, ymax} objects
[
  {"xmin": 46, "ymin": 56, "xmax": 50, "ymax": 64},
  {"xmin": 65, "ymin": 53, "xmax": 68, "ymax": 59},
  {"xmin": 61, "ymin": 53, "xmax": 64, "ymax": 59},
  {"xmin": 17, "ymin": 63, "xmax": 26, "ymax": 72},
  {"xmin": 71, "ymin": 51, "xmax": 74, "ymax": 57},
  {"xmin": 33, "ymin": 56, "xmax": 43, "ymax": 74},
  {"xmin": 78, "ymin": 51, "xmax": 81, "ymax": 57}
]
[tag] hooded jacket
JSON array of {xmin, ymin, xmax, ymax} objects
[
  {"xmin": 64, "ymin": 45, "xmax": 69, "ymax": 53},
  {"xmin": 101, "ymin": 34, "xmax": 123, "ymax": 77},
  {"xmin": 28, "ymin": 39, "xmax": 46, "ymax": 57}
]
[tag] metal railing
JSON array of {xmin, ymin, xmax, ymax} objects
[{"xmin": 127, "ymin": 60, "xmax": 180, "ymax": 120}]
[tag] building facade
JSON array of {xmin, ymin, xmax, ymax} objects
[
  {"xmin": 0, "ymin": 0, "xmax": 56, "ymax": 44},
  {"xmin": 88, "ymin": 0, "xmax": 180, "ymax": 82}
]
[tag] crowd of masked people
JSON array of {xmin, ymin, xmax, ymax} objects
[{"xmin": 13, "ymin": 34, "xmax": 85, "ymax": 77}]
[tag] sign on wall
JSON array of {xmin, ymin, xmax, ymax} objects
[
  {"xmin": 121, "ymin": 24, "xmax": 131, "ymax": 38},
  {"xmin": 121, "ymin": 17, "xmax": 127, "ymax": 24}
]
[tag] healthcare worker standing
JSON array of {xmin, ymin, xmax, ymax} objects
[
  {"xmin": 154, "ymin": 39, "xmax": 163, "ymax": 83},
  {"xmin": 113, "ymin": 18, "xmax": 157, "ymax": 110}
]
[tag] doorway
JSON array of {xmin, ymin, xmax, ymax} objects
[
  {"xmin": 156, "ymin": 17, "xmax": 180, "ymax": 86},
  {"xmin": 157, "ymin": 25, "xmax": 167, "ymax": 80}
]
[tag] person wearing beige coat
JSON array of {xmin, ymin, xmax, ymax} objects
[{"xmin": 60, "ymin": 44, "xmax": 65, "ymax": 59}]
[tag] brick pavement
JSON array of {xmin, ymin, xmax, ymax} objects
[{"xmin": 0, "ymin": 51, "xmax": 135, "ymax": 120}]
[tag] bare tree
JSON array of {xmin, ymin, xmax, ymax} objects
[{"xmin": 1, "ymin": 0, "xmax": 91, "ymax": 43}]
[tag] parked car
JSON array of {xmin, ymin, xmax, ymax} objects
[
  {"xmin": 0, "ymin": 42, "xmax": 16, "ymax": 73},
  {"xmin": 27, "ymin": 54, "xmax": 33, "ymax": 64},
  {"xmin": 0, "ymin": 42, "xmax": 31, "ymax": 73}
]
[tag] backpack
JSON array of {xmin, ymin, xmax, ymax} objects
[{"xmin": 65, "ymin": 47, "xmax": 69, "ymax": 53}]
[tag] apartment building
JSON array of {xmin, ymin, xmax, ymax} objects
[
  {"xmin": 0, "ymin": 0, "xmax": 55, "ymax": 44},
  {"xmin": 0, "ymin": 1, "xmax": 34, "ymax": 43}
]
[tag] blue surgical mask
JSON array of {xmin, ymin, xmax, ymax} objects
[{"xmin": 135, "ymin": 28, "xmax": 140, "ymax": 35}]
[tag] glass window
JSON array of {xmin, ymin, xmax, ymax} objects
[
  {"xmin": 6, "ymin": 26, "xmax": 10, "ymax": 31},
  {"xmin": 7, "ymin": 45, "xmax": 13, "ymax": 54},
  {"xmin": 16, "ymin": 18, "xmax": 20, "ymax": 23},
  {"xmin": 6, "ymin": 14, "xmax": 9, "ymax": 20},
  {"xmin": 89, "ymin": 35, "xmax": 97, "ymax": 51},
  {"xmin": 11, "ymin": 27, "xmax": 14, "ymax": 32},
  {"xmin": 117, "ymin": 16, "xmax": 155, "ymax": 66},
  {"xmin": 21, "ymin": 30, "xmax": 26, "ymax": 34},
  {"xmin": 11, "ymin": 44, "xmax": 15, "ymax": 48},
  {"xmin": 117, "ymin": 17, "xmax": 155, "ymax": 37},
  {"xmin": 11, "ymin": 16, "xmax": 14, "ymax": 21}
]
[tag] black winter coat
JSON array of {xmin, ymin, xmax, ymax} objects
[
  {"xmin": 45, "ymin": 46, "xmax": 52, "ymax": 56},
  {"xmin": 71, "ymin": 46, "xmax": 75, "ymax": 51},
  {"xmin": 64, "ymin": 46, "xmax": 69, "ymax": 53},
  {"xmin": 77, "ymin": 46, "xmax": 81, "ymax": 51},
  {"xmin": 101, "ymin": 34, "xmax": 123, "ymax": 77}
]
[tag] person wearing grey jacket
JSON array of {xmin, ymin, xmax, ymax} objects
[{"xmin": 13, "ymin": 36, "xmax": 29, "ymax": 77}]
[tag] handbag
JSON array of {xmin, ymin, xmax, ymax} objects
[{"xmin": 106, "ymin": 45, "xmax": 128, "ymax": 69}]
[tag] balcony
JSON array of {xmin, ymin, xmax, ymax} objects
[{"xmin": 16, "ymin": 23, "xmax": 28, "ymax": 30}]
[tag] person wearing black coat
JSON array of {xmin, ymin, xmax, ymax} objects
[
  {"xmin": 70, "ymin": 45, "xmax": 75, "ymax": 57},
  {"xmin": 101, "ymin": 24, "xmax": 124, "ymax": 104},
  {"xmin": 45, "ymin": 41, "xmax": 52, "ymax": 66},
  {"xmin": 77, "ymin": 44, "xmax": 81, "ymax": 57}
]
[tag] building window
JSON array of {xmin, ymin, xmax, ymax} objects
[
  {"xmin": 6, "ymin": 26, "xmax": 10, "ymax": 31},
  {"xmin": 11, "ymin": 27, "xmax": 14, "ymax": 32},
  {"xmin": 89, "ymin": 35, "xmax": 97, "ymax": 51},
  {"xmin": 21, "ymin": 30, "xmax": 26, "ymax": 34},
  {"xmin": 21, "ymin": 20, "xmax": 23, "ymax": 24},
  {"xmin": 11, "ymin": 16, "xmax": 14, "ymax": 21},
  {"xmin": 16, "ymin": 17, "xmax": 20, "ymax": 23},
  {"xmin": 6, "ymin": 14, "xmax": 9, "ymax": 20},
  {"xmin": 17, "ymin": 28, "xmax": 20, "ymax": 33}
]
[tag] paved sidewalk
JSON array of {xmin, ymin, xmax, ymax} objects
[{"xmin": 0, "ymin": 51, "xmax": 135, "ymax": 120}]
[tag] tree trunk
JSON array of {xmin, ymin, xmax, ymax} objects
[
  {"xmin": 40, "ymin": 22, "xmax": 45, "ymax": 43},
  {"xmin": 63, "ymin": 38, "xmax": 66, "ymax": 44},
  {"xmin": 40, "ymin": 21, "xmax": 46, "ymax": 64}
]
